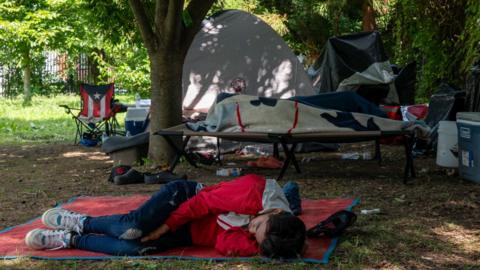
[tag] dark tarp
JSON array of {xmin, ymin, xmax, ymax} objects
[
  {"xmin": 291, "ymin": 92, "xmax": 387, "ymax": 118},
  {"xmin": 308, "ymin": 31, "xmax": 398, "ymax": 104},
  {"xmin": 216, "ymin": 91, "xmax": 388, "ymax": 118}
]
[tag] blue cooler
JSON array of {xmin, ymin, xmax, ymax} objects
[
  {"xmin": 125, "ymin": 107, "xmax": 149, "ymax": 136},
  {"xmin": 457, "ymin": 112, "xmax": 480, "ymax": 183}
]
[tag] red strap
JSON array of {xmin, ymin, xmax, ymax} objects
[
  {"xmin": 236, "ymin": 102, "xmax": 245, "ymax": 132},
  {"xmin": 288, "ymin": 101, "xmax": 299, "ymax": 134}
]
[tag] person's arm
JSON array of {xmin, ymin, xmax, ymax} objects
[
  {"xmin": 141, "ymin": 223, "xmax": 169, "ymax": 242},
  {"xmin": 215, "ymin": 227, "xmax": 259, "ymax": 257},
  {"xmin": 165, "ymin": 175, "xmax": 264, "ymax": 231},
  {"xmin": 163, "ymin": 192, "xmax": 213, "ymax": 231},
  {"xmin": 141, "ymin": 190, "xmax": 228, "ymax": 242}
]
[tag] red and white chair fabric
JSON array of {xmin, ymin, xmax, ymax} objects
[
  {"xmin": 60, "ymin": 83, "xmax": 125, "ymax": 144},
  {"xmin": 78, "ymin": 83, "xmax": 115, "ymax": 123}
]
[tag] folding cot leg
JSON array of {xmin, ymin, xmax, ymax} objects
[
  {"xmin": 374, "ymin": 139, "xmax": 382, "ymax": 165},
  {"xmin": 277, "ymin": 140, "xmax": 301, "ymax": 181},
  {"xmin": 289, "ymin": 143, "xmax": 301, "ymax": 173},
  {"xmin": 216, "ymin": 137, "xmax": 222, "ymax": 165},
  {"xmin": 408, "ymin": 136, "xmax": 416, "ymax": 178},
  {"xmin": 273, "ymin": 143, "xmax": 279, "ymax": 159},
  {"xmin": 162, "ymin": 135, "xmax": 198, "ymax": 172},
  {"xmin": 403, "ymin": 135, "xmax": 416, "ymax": 184}
]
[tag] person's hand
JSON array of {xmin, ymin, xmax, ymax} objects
[{"xmin": 141, "ymin": 224, "xmax": 170, "ymax": 242}]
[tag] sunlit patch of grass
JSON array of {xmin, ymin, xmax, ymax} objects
[
  {"xmin": 432, "ymin": 223, "xmax": 480, "ymax": 254},
  {"xmin": 0, "ymin": 257, "xmax": 31, "ymax": 269},
  {"xmin": 62, "ymin": 151, "xmax": 102, "ymax": 158},
  {"xmin": 0, "ymin": 94, "xmax": 132, "ymax": 145}
]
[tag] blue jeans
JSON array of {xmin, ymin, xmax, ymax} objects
[{"xmin": 73, "ymin": 180, "xmax": 200, "ymax": 256}]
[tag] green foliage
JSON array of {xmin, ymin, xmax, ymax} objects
[
  {"xmin": 391, "ymin": 0, "xmax": 479, "ymax": 98},
  {"xmin": 77, "ymin": 0, "xmax": 151, "ymax": 96},
  {"xmin": 93, "ymin": 41, "xmax": 151, "ymax": 96},
  {"xmin": 223, "ymin": 0, "xmax": 479, "ymax": 100},
  {"xmin": 0, "ymin": 0, "xmax": 151, "ymax": 98},
  {"xmin": 0, "ymin": 0, "xmax": 478, "ymax": 102},
  {"xmin": 81, "ymin": 0, "xmax": 139, "ymax": 45},
  {"xmin": 459, "ymin": 0, "xmax": 480, "ymax": 72},
  {"xmin": 224, "ymin": 0, "xmax": 364, "ymax": 63},
  {"xmin": 0, "ymin": 0, "xmax": 96, "ymax": 99}
]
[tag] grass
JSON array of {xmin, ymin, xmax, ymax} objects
[
  {"xmin": 0, "ymin": 258, "xmax": 313, "ymax": 270},
  {"xmin": 1, "ymin": 96, "xmax": 479, "ymax": 269},
  {"xmin": 0, "ymin": 94, "xmax": 133, "ymax": 145}
]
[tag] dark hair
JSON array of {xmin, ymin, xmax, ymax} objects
[{"xmin": 259, "ymin": 212, "xmax": 306, "ymax": 259}]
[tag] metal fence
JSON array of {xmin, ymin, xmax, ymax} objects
[
  {"xmin": 0, "ymin": 52, "xmax": 96, "ymax": 98},
  {"xmin": 0, "ymin": 65, "xmax": 22, "ymax": 98}
]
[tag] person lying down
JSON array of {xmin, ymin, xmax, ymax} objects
[{"xmin": 25, "ymin": 174, "xmax": 306, "ymax": 259}]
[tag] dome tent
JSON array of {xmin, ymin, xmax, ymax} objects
[{"xmin": 182, "ymin": 9, "xmax": 314, "ymax": 114}]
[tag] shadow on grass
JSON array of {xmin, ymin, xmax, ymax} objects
[{"xmin": 338, "ymin": 213, "xmax": 480, "ymax": 269}]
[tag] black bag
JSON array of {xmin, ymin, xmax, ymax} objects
[
  {"xmin": 107, "ymin": 165, "xmax": 132, "ymax": 182},
  {"xmin": 307, "ymin": 210, "xmax": 357, "ymax": 238}
]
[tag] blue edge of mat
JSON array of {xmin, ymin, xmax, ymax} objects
[{"xmin": 0, "ymin": 196, "xmax": 360, "ymax": 264}]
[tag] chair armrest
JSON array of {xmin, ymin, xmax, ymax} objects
[{"xmin": 59, "ymin": 104, "xmax": 80, "ymax": 115}]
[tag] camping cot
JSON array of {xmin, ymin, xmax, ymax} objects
[{"xmin": 155, "ymin": 125, "xmax": 415, "ymax": 184}]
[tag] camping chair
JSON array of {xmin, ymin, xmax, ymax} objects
[{"xmin": 60, "ymin": 83, "xmax": 125, "ymax": 145}]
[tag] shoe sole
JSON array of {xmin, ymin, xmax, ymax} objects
[
  {"xmin": 42, "ymin": 208, "xmax": 62, "ymax": 229},
  {"xmin": 144, "ymin": 174, "xmax": 187, "ymax": 184},
  {"xmin": 114, "ymin": 175, "xmax": 144, "ymax": 185},
  {"xmin": 25, "ymin": 229, "xmax": 43, "ymax": 249}
]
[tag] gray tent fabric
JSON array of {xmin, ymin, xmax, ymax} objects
[
  {"xmin": 182, "ymin": 10, "xmax": 314, "ymax": 114},
  {"xmin": 308, "ymin": 32, "xmax": 398, "ymax": 104}
]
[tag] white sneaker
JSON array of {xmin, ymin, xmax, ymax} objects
[
  {"xmin": 25, "ymin": 229, "xmax": 72, "ymax": 250},
  {"xmin": 42, "ymin": 208, "xmax": 85, "ymax": 234}
]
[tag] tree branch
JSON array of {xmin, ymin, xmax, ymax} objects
[
  {"xmin": 164, "ymin": 0, "xmax": 183, "ymax": 47},
  {"xmin": 129, "ymin": 0, "xmax": 157, "ymax": 52},
  {"xmin": 154, "ymin": 0, "xmax": 168, "ymax": 35},
  {"xmin": 182, "ymin": 0, "xmax": 215, "ymax": 52}
]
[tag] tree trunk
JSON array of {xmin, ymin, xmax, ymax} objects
[
  {"xmin": 128, "ymin": 0, "xmax": 215, "ymax": 167},
  {"xmin": 148, "ymin": 50, "xmax": 184, "ymax": 166},
  {"xmin": 362, "ymin": 0, "xmax": 377, "ymax": 31},
  {"xmin": 22, "ymin": 50, "xmax": 32, "ymax": 105}
]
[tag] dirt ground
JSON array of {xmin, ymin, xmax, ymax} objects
[{"xmin": 1, "ymin": 142, "xmax": 479, "ymax": 269}]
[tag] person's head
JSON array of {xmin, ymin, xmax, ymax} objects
[
  {"xmin": 230, "ymin": 77, "xmax": 246, "ymax": 93},
  {"xmin": 248, "ymin": 209, "xmax": 306, "ymax": 259}
]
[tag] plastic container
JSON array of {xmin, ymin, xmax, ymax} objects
[
  {"xmin": 360, "ymin": 208, "xmax": 380, "ymax": 215},
  {"xmin": 436, "ymin": 121, "xmax": 458, "ymax": 167},
  {"xmin": 341, "ymin": 152, "xmax": 371, "ymax": 160},
  {"xmin": 457, "ymin": 112, "xmax": 480, "ymax": 183},
  {"xmin": 125, "ymin": 107, "xmax": 149, "ymax": 136},
  {"xmin": 216, "ymin": 168, "xmax": 242, "ymax": 177}
]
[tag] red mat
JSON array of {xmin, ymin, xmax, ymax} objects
[{"xmin": 0, "ymin": 196, "xmax": 358, "ymax": 264}]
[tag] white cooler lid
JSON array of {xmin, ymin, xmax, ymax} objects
[
  {"xmin": 457, "ymin": 112, "xmax": 480, "ymax": 122},
  {"xmin": 126, "ymin": 107, "xmax": 149, "ymax": 121}
]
